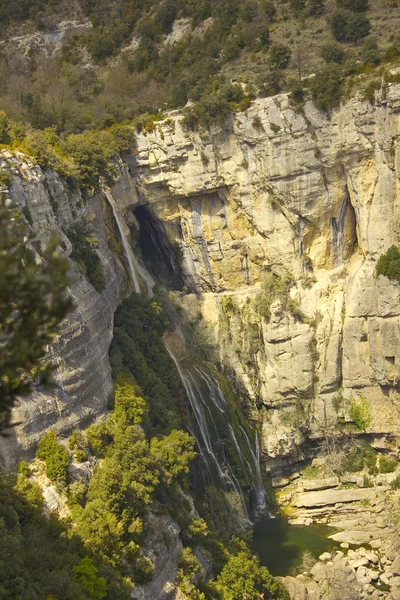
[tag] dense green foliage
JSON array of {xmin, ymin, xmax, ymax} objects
[
  {"xmin": 309, "ymin": 63, "xmax": 344, "ymax": 112},
  {"xmin": 330, "ymin": 9, "xmax": 371, "ymax": 44},
  {"xmin": 0, "ymin": 471, "xmax": 127, "ymax": 599},
  {"xmin": 344, "ymin": 444, "xmax": 377, "ymax": 473},
  {"xmin": 348, "ymin": 397, "xmax": 372, "ymax": 431},
  {"xmin": 376, "ymin": 245, "xmax": 400, "ymax": 281},
  {"xmin": 67, "ymin": 220, "xmax": 107, "ymax": 292},
  {"xmin": 110, "ymin": 294, "xmax": 185, "ymax": 434},
  {"xmin": 70, "ymin": 374, "xmax": 196, "ymax": 581},
  {"xmin": 0, "ymin": 204, "xmax": 72, "ymax": 430},
  {"xmin": 378, "ymin": 455, "xmax": 398, "ymax": 474},
  {"xmin": 211, "ymin": 538, "xmax": 289, "ymax": 600},
  {"xmin": 36, "ymin": 430, "xmax": 71, "ymax": 484}
]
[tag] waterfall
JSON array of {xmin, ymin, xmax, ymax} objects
[
  {"xmin": 104, "ymin": 187, "xmax": 267, "ymax": 522},
  {"xmin": 166, "ymin": 341, "xmax": 268, "ymax": 522},
  {"xmin": 104, "ymin": 190, "xmax": 155, "ymax": 297}
]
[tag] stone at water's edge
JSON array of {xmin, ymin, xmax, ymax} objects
[{"xmin": 293, "ymin": 487, "xmax": 381, "ymax": 508}]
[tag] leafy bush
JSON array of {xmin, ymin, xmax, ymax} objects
[
  {"xmin": 150, "ymin": 430, "xmax": 196, "ymax": 485},
  {"xmin": 376, "ymin": 246, "xmax": 400, "ymax": 281},
  {"xmin": 68, "ymin": 429, "xmax": 89, "ymax": 462},
  {"xmin": 67, "ymin": 220, "xmax": 107, "ymax": 292},
  {"xmin": 36, "ymin": 430, "xmax": 71, "ymax": 484},
  {"xmin": 330, "ymin": 9, "xmax": 371, "ymax": 43},
  {"xmin": 348, "ymin": 397, "xmax": 372, "ymax": 430},
  {"xmin": 0, "ymin": 169, "xmax": 13, "ymax": 188},
  {"xmin": 344, "ymin": 444, "xmax": 376, "ymax": 472},
  {"xmin": 211, "ymin": 537, "xmax": 289, "ymax": 600},
  {"xmin": 268, "ymin": 44, "xmax": 292, "ymax": 70},
  {"xmin": 320, "ymin": 41, "xmax": 345, "ymax": 64},
  {"xmin": 0, "ymin": 471, "xmax": 129, "ymax": 599},
  {"xmin": 378, "ymin": 455, "xmax": 397, "ymax": 473},
  {"xmin": 73, "ymin": 557, "xmax": 108, "ymax": 600},
  {"xmin": 309, "ymin": 63, "xmax": 344, "ymax": 112}
]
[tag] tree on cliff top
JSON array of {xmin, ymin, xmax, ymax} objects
[{"xmin": 0, "ymin": 203, "xmax": 72, "ymax": 431}]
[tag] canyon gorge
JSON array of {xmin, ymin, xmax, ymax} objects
[{"xmin": 1, "ymin": 80, "xmax": 400, "ymax": 599}]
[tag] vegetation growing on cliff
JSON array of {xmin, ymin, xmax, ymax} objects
[
  {"xmin": 110, "ymin": 294, "xmax": 185, "ymax": 435},
  {"xmin": 0, "ymin": 292, "xmax": 287, "ymax": 599},
  {"xmin": 376, "ymin": 245, "xmax": 400, "ymax": 281},
  {"xmin": 255, "ymin": 272, "xmax": 304, "ymax": 322},
  {"xmin": 67, "ymin": 219, "xmax": 107, "ymax": 292}
]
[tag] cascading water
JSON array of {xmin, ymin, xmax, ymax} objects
[
  {"xmin": 104, "ymin": 188, "xmax": 267, "ymax": 523},
  {"xmin": 105, "ymin": 190, "xmax": 155, "ymax": 297},
  {"xmin": 166, "ymin": 342, "xmax": 268, "ymax": 523}
]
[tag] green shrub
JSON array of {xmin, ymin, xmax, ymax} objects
[
  {"xmin": 67, "ymin": 220, "xmax": 106, "ymax": 292},
  {"xmin": 268, "ymin": 44, "xmax": 292, "ymax": 70},
  {"xmin": 378, "ymin": 455, "xmax": 397, "ymax": 473},
  {"xmin": 211, "ymin": 537, "xmax": 289, "ymax": 600},
  {"xmin": 309, "ymin": 63, "xmax": 344, "ymax": 112},
  {"xmin": 0, "ymin": 169, "xmax": 13, "ymax": 188},
  {"xmin": 36, "ymin": 430, "xmax": 70, "ymax": 484},
  {"xmin": 330, "ymin": 9, "xmax": 371, "ymax": 43},
  {"xmin": 0, "ymin": 110, "xmax": 10, "ymax": 143},
  {"xmin": 344, "ymin": 444, "xmax": 376, "ymax": 472},
  {"xmin": 320, "ymin": 41, "xmax": 345, "ymax": 64},
  {"xmin": 17, "ymin": 461, "xmax": 30, "ymax": 477},
  {"xmin": 73, "ymin": 557, "xmax": 108, "ymax": 599},
  {"xmin": 376, "ymin": 246, "xmax": 400, "ymax": 281},
  {"xmin": 255, "ymin": 272, "xmax": 296, "ymax": 320},
  {"xmin": 348, "ymin": 397, "xmax": 372, "ymax": 431}
]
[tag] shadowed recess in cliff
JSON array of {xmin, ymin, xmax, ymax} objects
[
  {"xmin": 330, "ymin": 186, "xmax": 357, "ymax": 268},
  {"xmin": 133, "ymin": 204, "xmax": 184, "ymax": 290}
]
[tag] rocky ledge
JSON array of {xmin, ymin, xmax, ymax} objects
[{"xmin": 277, "ymin": 462, "xmax": 400, "ymax": 599}]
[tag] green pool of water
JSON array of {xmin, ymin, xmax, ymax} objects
[{"xmin": 252, "ymin": 516, "xmax": 337, "ymax": 577}]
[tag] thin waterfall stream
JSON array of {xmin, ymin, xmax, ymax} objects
[
  {"xmin": 104, "ymin": 189, "xmax": 268, "ymax": 523},
  {"xmin": 105, "ymin": 190, "xmax": 155, "ymax": 297}
]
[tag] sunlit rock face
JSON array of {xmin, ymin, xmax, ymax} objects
[{"xmin": 110, "ymin": 83, "xmax": 400, "ymax": 471}]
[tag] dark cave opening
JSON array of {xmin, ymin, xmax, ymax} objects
[{"xmin": 133, "ymin": 204, "xmax": 184, "ymax": 290}]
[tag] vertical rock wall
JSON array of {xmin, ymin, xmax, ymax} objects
[{"xmin": 0, "ymin": 153, "xmax": 125, "ymax": 469}]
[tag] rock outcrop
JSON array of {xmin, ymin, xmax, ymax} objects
[{"xmin": 108, "ymin": 82, "xmax": 400, "ymax": 472}]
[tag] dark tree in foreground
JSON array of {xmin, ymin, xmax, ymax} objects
[{"xmin": 0, "ymin": 202, "xmax": 72, "ymax": 431}]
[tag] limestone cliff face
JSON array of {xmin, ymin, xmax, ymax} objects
[
  {"xmin": 2, "ymin": 83, "xmax": 400, "ymax": 474},
  {"xmin": 110, "ymin": 82, "xmax": 400, "ymax": 472},
  {"xmin": 0, "ymin": 152, "xmax": 125, "ymax": 469}
]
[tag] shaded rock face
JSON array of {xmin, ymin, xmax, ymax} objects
[
  {"xmin": 132, "ymin": 513, "xmax": 183, "ymax": 600},
  {"xmin": 0, "ymin": 153, "xmax": 125, "ymax": 469},
  {"xmin": 110, "ymin": 84, "xmax": 400, "ymax": 471}
]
